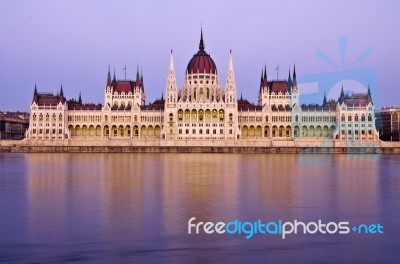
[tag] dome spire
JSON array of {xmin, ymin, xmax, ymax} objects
[{"xmin": 199, "ymin": 26, "xmax": 205, "ymax": 51}]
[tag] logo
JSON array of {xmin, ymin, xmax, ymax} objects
[{"xmin": 188, "ymin": 217, "xmax": 383, "ymax": 239}]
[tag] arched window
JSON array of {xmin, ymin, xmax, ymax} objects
[{"xmin": 341, "ymin": 115, "xmax": 345, "ymax": 122}]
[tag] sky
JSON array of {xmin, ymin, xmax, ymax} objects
[{"xmin": 1, "ymin": 0, "xmax": 399, "ymax": 111}]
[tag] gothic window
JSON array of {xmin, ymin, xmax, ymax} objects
[
  {"xmin": 355, "ymin": 114, "xmax": 359, "ymax": 122},
  {"xmin": 178, "ymin": 110, "xmax": 183, "ymax": 121},
  {"xmin": 341, "ymin": 115, "xmax": 345, "ymax": 122},
  {"xmin": 212, "ymin": 109, "xmax": 217, "ymax": 119},
  {"xmin": 368, "ymin": 114, "xmax": 372, "ymax": 122}
]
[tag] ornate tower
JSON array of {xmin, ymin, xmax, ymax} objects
[
  {"xmin": 164, "ymin": 50, "xmax": 178, "ymax": 140},
  {"xmin": 290, "ymin": 64, "xmax": 299, "ymax": 107},
  {"xmin": 258, "ymin": 65, "xmax": 269, "ymax": 106},
  {"xmin": 133, "ymin": 67, "xmax": 145, "ymax": 106},
  {"xmin": 104, "ymin": 65, "xmax": 113, "ymax": 107},
  {"xmin": 225, "ymin": 50, "xmax": 239, "ymax": 139}
]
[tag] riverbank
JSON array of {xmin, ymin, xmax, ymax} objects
[{"xmin": 1, "ymin": 139, "xmax": 400, "ymax": 153}]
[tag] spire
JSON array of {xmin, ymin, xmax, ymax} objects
[
  {"xmin": 292, "ymin": 64, "xmax": 297, "ymax": 88},
  {"xmin": 169, "ymin": 49, "xmax": 175, "ymax": 70},
  {"xmin": 199, "ymin": 27, "xmax": 205, "ymax": 51},
  {"xmin": 165, "ymin": 49, "xmax": 177, "ymax": 99},
  {"xmin": 34, "ymin": 83, "xmax": 38, "ymax": 96},
  {"xmin": 141, "ymin": 68, "xmax": 144, "ymax": 83},
  {"xmin": 107, "ymin": 64, "xmax": 111, "ymax": 87},
  {"xmin": 240, "ymin": 93, "xmax": 243, "ymax": 100},
  {"xmin": 113, "ymin": 68, "xmax": 116, "ymax": 82},
  {"xmin": 293, "ymin": 64, "xmax": 297, "ymax": 81},
  {"xmin": 340, "ymin": 84, "xmax": 345, "ymax": 99},
  {"xmin": 263, "ymin": 64, "xmax": 267, "ymax": 80},
  {"xmin": 161, "ymin": 91, "xmax": 164, "ymax": 101},
  {"xmin": 367, "ymin": 84, "xmax": 372, "ymax": 103},
  {"xmin": 78, "ymin": 92, "xmax": 82, "ymax": 104},
  {"xmin": 226, "ymin": 50, "xmax": 236, "ymax": 91},
  {"xmin": 136, "ymin": 65, "xmax": 140, "ymax": 81},
  {"xmin": 323, "ymin": 93, "xmax": 327, "ymax": 106},
  {"xmin": 60, "ymin": 84, "xmax": 64, "ymax": 96},
  {"xmin": 260, "ymin": 68, "xmax": 264, "ymax": 82},
  {"xmin": 287, "ymin": 69, "xmax": 292, "ymax": 93}
]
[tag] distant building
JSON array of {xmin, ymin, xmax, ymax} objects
[
  {"xmin": 0, "ymin": 111, "xmax": 29, "ymax": 140},
  {"xmin": 25, "ymin": 30, "xmax": 379, "ymax": 143},
  {"xmin": 375, "ymin": 108, "xmax": 400, "ymax": 141}
]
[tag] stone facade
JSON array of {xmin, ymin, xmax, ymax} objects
[{"xmin": 25, "ymin": 30, "xmax": 379, "ymax": 143}]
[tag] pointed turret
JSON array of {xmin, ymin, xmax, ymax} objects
[
  {"xmin": 263, "ymin": 64, "xmax": 267, "ymax": 80},
  {"xmin": 340, "ymin": 84, "xmax": 345, "ymax": 98},
  {"xmin": 226, "ymin": 49, "xmax": 236, "ymax": 90},
  {"xmin": 165, "ymin": 49, "xmax": 177, "ymax": 104},
  {"xmin": 260, "ymin": 68, "xmax": 264, "ymax": 83},
  {"xmin": 293, "ymin": 64, "xmax": 297, "ymax": 84},
  {"xmin": 287, "ymin": 68, "xmax": 292, "ymax": 92},
  {"xmin": 113, "ymin": 68, "xmax": 116, "ymax": 82},
  {"xmin": 78, "ymin": 92, "xmax": 82, "ymax": 104},
  {"xmin": 367, "ymin": 84, "xmax": 372, "ymax": 104},
  {"xmin": 199, "ymin": 27, "xmax": 205, "ymax": 51},
  {"xmin": 107, "ymin": 64, "xmax": 111, "ymax": 87},
  {"xmin": 225, "ymin": 49, "xmax": 237, "ymax": 105},
  {"xmin": 161, "ymin": 91, "xmax": 164, "ymax": 101},
  {"xmin": 164, "ymin": 49, "xmax": 178, "ymax": 139},
  {"xmin": 60, "ymin": 84, "xmax": 64, "ymax": 96},
  {"xmin": 323, "ymin": 93, "xmax": 327, "ymax": 106},
  {"xmin": 34, "ymin": 83, "xmax": 38, "ymax": 96},
  {"xmin": 136, "ymin": 65, "xmax": 140, "ymax": 81}
]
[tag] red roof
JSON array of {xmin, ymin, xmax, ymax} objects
[
  {"xmin": 112, "ymin": 80, "xmax": 143, "ymax": 94},
  {"xmin": 237, "ymin": 99, "xmax": 262, "ymax": 111},
  {"xmin": 269, "ymin": 81, "xmax": 289, "ymax": 93},
  {"xmin": 33, "ymin": 93, "xmax": 64, "ymax": 106},
  {"xmin": 340, "ymin": 94, "xmax": 371, "ymax": 107},
  {"xmin": 187, "ymin": 50, "xmax": 217, "ymax": 74}
]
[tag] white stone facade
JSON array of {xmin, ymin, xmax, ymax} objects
[{"xmin": 26, "ymin": 32, "xmax": 379, "ymax": 143}]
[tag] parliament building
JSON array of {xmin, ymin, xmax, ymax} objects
[{"xmin": 26, "ymin": 30, "xmax": 379, "ymax": 144}]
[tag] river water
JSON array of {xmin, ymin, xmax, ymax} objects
[{"xmin": 0, "ymin": 153, "xmax": 399, "ymax": 263}]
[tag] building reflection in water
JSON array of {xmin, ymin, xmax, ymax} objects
[{"xmin": 22, "ymin": 153, "xmax": 397, "ymax": 263}]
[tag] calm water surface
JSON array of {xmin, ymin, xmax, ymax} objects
[{"xmin": 0, "ymin": 153, "xmax": 400, "ymax": 263}]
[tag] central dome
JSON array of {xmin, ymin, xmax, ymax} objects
[{"xmin": 186, "ymin": 30, "xmax": 217, "ymax": 75}]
